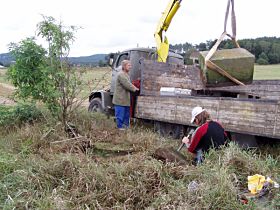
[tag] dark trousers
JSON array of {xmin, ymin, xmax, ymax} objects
[{"xmin": 115, "ymin": 105, "xmax": 130, "ymax": 128}]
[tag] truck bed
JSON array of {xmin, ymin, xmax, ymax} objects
[
  {"xmin": 208, "ymin": 80, "xmax": 280, "ymax": 100},
  {"xmin": 136, "ymin": 60, "xmax": 280, "ymax": 139},
  {"xmin": 135, "ymin": 95, "xmax": 280, "ymax": 139}
]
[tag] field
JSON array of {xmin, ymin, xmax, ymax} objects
[
  {"xmin": 254, "ymin": 64, "xmax": 280, "ymax": 80},
  {"xmin": 0, "ymin": 69, "xmax": 8, "ymax": 84},
  {"xmin": 0, "ymin": 65, "xmax": 279, "ymax": 209},
  {"xmin": 0, "ymin": 67, "xmax": 112, "ymax": 102}
]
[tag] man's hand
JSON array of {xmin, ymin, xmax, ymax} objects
[
  {"xmin": 182, "ymin": 136, "xmax": 190, "ymax": 144},
  {"xmin": 182, "ymin": 136, "xmax": 191, "ymax": 148},
  {"xmin": 133, "ymin": 88, "xmax": 140, "ymax": 95}
]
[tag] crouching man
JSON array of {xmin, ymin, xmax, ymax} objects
[{"xmin": 182, "ymin": 106, "xmax": 228, "ymax": 165}]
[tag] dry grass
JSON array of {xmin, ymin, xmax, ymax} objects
[
  {"xmin": 77, "ymin": 67, "xmax": 112, "ymax": 99},
  {"xmin": 0, "ymin": 68, "xmax": 8, "ymax": 83},
  {"xmin": 0, "ymin": 69, "xmax": 15, "ymax": 105},
  {"xmin": 0, "ymin": 83, "xmax": 14, "ymax": 97},
  {"xmin": 0, "ymin": 110, "xmax": 279, "ymax": 209}
]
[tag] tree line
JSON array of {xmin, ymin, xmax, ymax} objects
[
  {"xmin": 170, "ymin": 37, "xmax": 280, "ymax": 65},
  {"xmin": 0, "ymin": 52, "xmax": 107, "ymax": 67}
]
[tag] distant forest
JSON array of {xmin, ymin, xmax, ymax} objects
[
  {"xmin": 0, "ymin": 53, "xmax": 107, "ymax": 67},
  {"xmin": 170, "ymin": 37, "xmax": 280, "ymax": 65}
]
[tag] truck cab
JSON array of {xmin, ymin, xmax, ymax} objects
[{"xmin": 88, "ymin": 47, "xmax": 183, "ymax": 114}]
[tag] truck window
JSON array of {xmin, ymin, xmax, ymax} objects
[{"xmin": 115, "ymin": 53, "xmax": 129, "ymax": 68}]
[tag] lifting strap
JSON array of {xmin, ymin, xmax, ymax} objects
[{"xmin": 205, "ymin": 0, "xmax": 245, "ymax": 86}]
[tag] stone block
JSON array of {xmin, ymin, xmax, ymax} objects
[{"xmin": 199, "ymin": 48, "xmax": 255, "ymax": 86}]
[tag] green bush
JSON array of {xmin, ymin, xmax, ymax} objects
[
  {"xmin": 0, "ymin": 106, "xmax": 14, "ymax": 125},
  {"xmin": 0, "ymin": 103, "xmax": 42, "ymax": 128}
]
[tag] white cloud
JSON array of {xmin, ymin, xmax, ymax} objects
[{"xmin": 0, "ymin": 0, "xmax": 279, "ymax": 56}]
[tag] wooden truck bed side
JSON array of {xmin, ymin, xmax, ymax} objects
[
  {"xmin": 135, "ymin": 96, "xmax": 280, "ymax": 139},
  {"xmin": 136, "ymin": 60, "xmax": 280, "ymax": 139},
  {"xmin": 208, "ymin": 80, "xmax": 280, "ymax": 100}
]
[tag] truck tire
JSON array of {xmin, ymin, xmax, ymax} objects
[
  {"xmin": 154, "ymin": 121, "xmax": 183, "ymax": 139},
  {"xmin": 88, "ymin": 98, "xmax": 103, "ymax": 112}
]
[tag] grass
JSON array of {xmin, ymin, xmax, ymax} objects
[
  {"xmin": 0, "ymin": 84, "xmax": 14, "ymax": 98},
  {"xmin": 0, "ymin": 109, "xmax": 279, "ymax": 209},
  {"xmin": 0, "ymin": 68, "xmax": 8, "ymax": 84},
  {"xmin": 0, "ymin": 69, "xmax": 15, "ymax": 98},
  {"xmin": 78, "ymin": 67, "xmax": 112, "ymax": 99},
  {"xmin": 254, "ymin": 64, "xmax": 280, "ymax": 80}
]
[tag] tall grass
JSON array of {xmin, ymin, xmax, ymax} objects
[{"xmin": 0, "ymin": 109, "xmax": 279, "ymax": 209}]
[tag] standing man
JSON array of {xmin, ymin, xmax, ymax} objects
[{"xmin": 113, "ymin": 60, "xmax": 139, "ymax": 129}]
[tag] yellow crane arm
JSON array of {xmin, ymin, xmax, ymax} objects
[{"xmin": 155, "ymin": 0, "xmax": 182, "ymax": 62}]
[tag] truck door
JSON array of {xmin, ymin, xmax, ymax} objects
[{"xmin": 110, "ymin": 52, "xmax": 130, "ymax": 94}]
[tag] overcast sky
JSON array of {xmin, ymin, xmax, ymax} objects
[{"xmin": 1, "ymin": 0, "xmax": 279, "ymax": 56}]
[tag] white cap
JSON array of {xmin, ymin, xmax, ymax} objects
[{"xmin": 191, "ymin": 106, "xmax": 205, "ymax": 123}]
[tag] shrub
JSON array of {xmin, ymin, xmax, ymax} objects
[{"xmin": 0, "ymin": 103, "xmax": 42, "ymax": 128}]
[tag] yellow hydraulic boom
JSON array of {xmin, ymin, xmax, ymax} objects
[{"xmin": 155, "ymin": 0, "xmax": 182, "ymax": 62}]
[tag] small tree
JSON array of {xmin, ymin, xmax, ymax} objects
[{"xmin": 8, "ymin": 16, "xmax": 83, "ymax": 127}]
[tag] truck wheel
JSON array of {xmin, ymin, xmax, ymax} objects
[
  {"xmin": 154, "ymin": 121, "xmax": 183, "ymax": 139},
  {"xmin": 88, "ymin": 98, "xmax": 103, "ymax": 112}
]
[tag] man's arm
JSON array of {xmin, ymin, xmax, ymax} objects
[
  {"xmin": 188, "ymin": 124, "xmax": 208, "ymax": 153},
  {"xmin": 118, "ymin": 74, "xmax": 138, "ymax": 92}
]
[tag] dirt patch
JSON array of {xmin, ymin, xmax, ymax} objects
[
  {"xmin": 153, "ymin": 147, "xmax": 188, "ymax": 165},
  {"xmin": 46, "ymin": 137, "xmax": 136, "ymax": 162},
  {"xmin": 90, "ymin": 146, "xmax": 135, "ymax": 158},
  {"xmin": 0, "ymin": 96, "xmax": 16, "ymax": 105},
  {"xmin": 0, "ymin": 82, "xmax": 15, "ymax": 91}
]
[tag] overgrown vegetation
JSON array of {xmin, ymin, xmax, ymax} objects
[
  {"xmin": 0, "ymin": 103, "xmax": 42, "ymax": 128},
  {"xmin": 0, "ymin": 109, "xmax": 279, "ymax": 209}
]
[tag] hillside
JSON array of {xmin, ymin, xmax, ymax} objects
[
  {"xmin": 68, "ymin": 54, "xmax": 107, "ymax": 66},
  {"xmin": 0, "ymin": 53, "xmax": 13, "ymax": 66},
  {"xmin": 0, "ymin": 53, "xmax": 107, "ymax": 67}
]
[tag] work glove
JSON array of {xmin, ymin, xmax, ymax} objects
[{"xmin": 182, "ymin": 136, "xmax": 191, "ymax": 148}]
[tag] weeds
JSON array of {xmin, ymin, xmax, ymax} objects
[
  {"xmin": 0, "ymin": 109, "xmax": 279, "ymax": 209},
  {"xmin": 0, "ymin": 103, "xmax": 42, "ymax": 130}
]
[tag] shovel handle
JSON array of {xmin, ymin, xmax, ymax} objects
[{"xmin": 177, "ymin": 143, "xmax": 185, "ymax": 152}]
